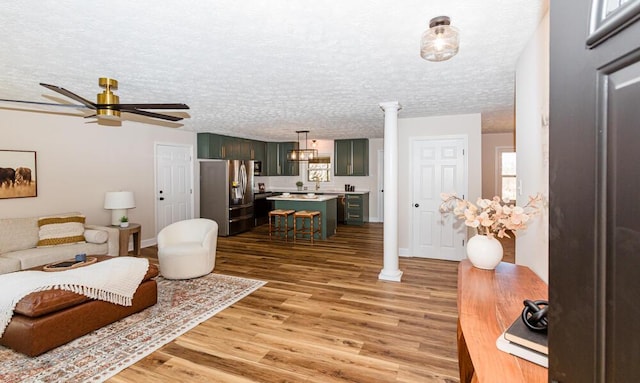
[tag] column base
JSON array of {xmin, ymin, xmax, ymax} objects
[{"xmin": 378, "ymin": 269, "xmax": 403, "ymax": 282}]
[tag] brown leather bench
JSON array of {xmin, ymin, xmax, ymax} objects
[{"xmin": 0, "ymin": 256, "xmax": 158, "ymax": 356}]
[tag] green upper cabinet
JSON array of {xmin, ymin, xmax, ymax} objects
[
  {"xmin": 225, "ymin": 137, "xmax": 238, "ymax": 159},
  {"xmin": 198, "ymin": 133, "xmax": 223, "ymax": 159},
  {"xmin": 266, "ymin": 142, "xmax": 279, "ymax": 176},
  {"xmin": 334, "ymin": 139, "xmax": 369, "ymax": 176},
  {"xmin": 199, "ymin": 134, "xmax": 299, "ymax": 176},
  {"xmin": 265, "ymin": 141, "xmax": 299, "ymax": 176},
  {"xmin": 198, "ymin": 133, "xmax": 267, "ymax": 160},
  {"xmin": 197, "ymin": 133, "xmax": 212, "ymax": 158},
  {"xmin": 252, "ymin": 140, "xmax": 266, "ymax": 163},
  {"xmin": 280, "ymin": 142, "xmax": 300, "ymax": 176}
]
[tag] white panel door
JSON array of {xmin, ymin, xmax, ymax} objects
[
  {"xmin": 156, "ymin": 144, "xmax": 193, "ymax": 235},
  {"xmin": 377, "ymin": 149, "xmax": 384, "ymax": 222},
  {"xmin": 411, "ymin": 138, "xmax": 466, "ymax": 260}
]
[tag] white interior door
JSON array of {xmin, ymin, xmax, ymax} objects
[
  {"xmin": 156, "ymin": 144, "xmax": 193, "ymax": 235},
  {"xmin": 410, "ymin": 137, "xmax": 466, "ymax": 260},
  {"xmin": 377, "ymin": 149, "xmax": 384, "ymax": 222}
]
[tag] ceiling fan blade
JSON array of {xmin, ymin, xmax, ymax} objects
[
  {"xmin": 120, "ymin": 108, "xmax": 184, "ymax": 122},
  {"xmin": 40, "ymin": 83, "xmax": 96, "ymax": 109},
  {"xmin": 106, "ymin": 103, "xmax": 190, "ymax": 110},
  {"xmin": 0, "ymin": 98, "xmax": 89, "ymax": 109}
]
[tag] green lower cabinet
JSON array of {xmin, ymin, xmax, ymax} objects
[{"xmin": 345, "ymin": 193, "xmax": 369, "ymax": 225}]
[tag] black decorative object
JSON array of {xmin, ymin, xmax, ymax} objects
[{"xmin": 521, "ymin": 299, "xmax": 548, "ymax": 332}]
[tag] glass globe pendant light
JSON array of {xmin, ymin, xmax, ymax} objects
[{"xmin": 420, "ymin": 16, "xmax": 460, "ymax": 62}]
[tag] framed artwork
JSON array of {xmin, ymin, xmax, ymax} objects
[{"xmin": 0, "ymin": 150, "xmax": 37, "ymax": 199}]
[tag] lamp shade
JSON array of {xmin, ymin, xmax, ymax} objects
[
  {"xmin": 104, "ymin": 191, "xmax": 136, "ymax": 226},
  {"xmin": 104, "ymin": 191, "xmax": 136, "ymax": 209}
]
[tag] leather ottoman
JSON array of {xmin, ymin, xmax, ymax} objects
[{"xmin": 0, "ymin": 256, "xmax": 158, "ymax": 356}]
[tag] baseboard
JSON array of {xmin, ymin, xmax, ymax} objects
[{"xmin": 139, "ymin": 238, "xmax": 156, "ymax": 250}]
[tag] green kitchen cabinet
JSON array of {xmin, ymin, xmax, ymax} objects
[
  {"xmin": 252, "ymin": 140, "xmax": 266, "ymax": 163},
  {"xmin": 197, "ymin": 133, "xmax": 214, "ymax": 158},
  {"xmin": 266, "ymin": 142, "xmax": 279, "ymax": 175},
  {"xmin": 280, "ymin": 141, "xmax": 299, "ymax": 176},
  {"xmin": 334, "ymin": 139, "xmax": 369, "ymax": 176},
  {"xmin": 345, "ymin": 193, "xmax": 369, "ymax": 225},
  {"xmin": 197, "ymin": 133, "xmax": 225, "ymax": 159},
  {"xmin": 198, "ymin": 133, "xmax": 268, "ymax": 161},
  {"xmin": 266, "ymin": 142, "xmax": 299, "ymax": 176}
]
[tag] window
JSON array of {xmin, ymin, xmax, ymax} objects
[
  {"xmin": 501, "ymin": 152, "xmax": 517, "ymax": 201},
  {"xmin": 308, "ymin": 157, "xmax": 331, "ymax": 182}
]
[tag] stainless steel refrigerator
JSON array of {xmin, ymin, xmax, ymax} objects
[{"xmin": 200, "ymin": 159, "xmax": 254, "ymax": 236}]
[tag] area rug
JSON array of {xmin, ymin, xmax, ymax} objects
[{"xmin": 0, "ymin": 273, "xmax": 266, "ymax": 383}]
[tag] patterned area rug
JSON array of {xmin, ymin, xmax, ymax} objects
[{"xmin": 0, "ymin": 273, "xmax": 265, "ymax": 382}]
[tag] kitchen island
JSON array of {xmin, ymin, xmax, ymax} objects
[{"xmin": 267, "ymin": 194, "xmax": 337, "ymax": 239}]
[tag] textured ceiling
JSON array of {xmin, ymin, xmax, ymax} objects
[{"xmin": 0, "ymin": 1, "xmax": 547, "ymax": 141}]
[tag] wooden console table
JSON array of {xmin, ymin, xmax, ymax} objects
[{"xmin": 457, "ymin": 260, "xmax": 548, "ymax": 383}]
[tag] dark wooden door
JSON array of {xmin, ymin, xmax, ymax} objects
[{"xmin": 549, "ymin": 1, "xmax": 640, "ymax": 382}]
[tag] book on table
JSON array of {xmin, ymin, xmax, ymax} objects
[
  {"xmin": 496, "ymin": 333, "xmax": 548, "ymax": 368},
  {"xmin": 504, "ymin": 315, "xmax": 548, "ymax": 355}
]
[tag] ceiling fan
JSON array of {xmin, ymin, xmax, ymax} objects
[{"xmin": 1, "ymin": 77, "xmax": 189, "ymax": 122}]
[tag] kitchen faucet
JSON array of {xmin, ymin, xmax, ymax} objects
[{"xmin": 314, "ymin": 176, "xmax": 320, "ymax": 191}]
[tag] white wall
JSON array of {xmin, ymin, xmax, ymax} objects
[
  {"xmin": 397, "ymin": 114, "xmax": 482, "ymax": 253},
  {"xmin": 482, "ymin": 132, "xmax": 515, "ymax": 198},
  {"xmin": 256, "ymin": 138, "xmax": 384, "ymax": 221},
  {"xmin": 1, "ymin": 109, "xmax": 196, "ymax": 245},
  {"xmin": 515, "ymin": 11, "xmax": 550, "ymax": 282}
]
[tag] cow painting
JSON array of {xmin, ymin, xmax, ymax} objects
[
  {"xmin": 15, "ymin": 167, "xmax": 32, "ymax": 185},
  {"xmin": 0, "ymin": 167, "xmax": 15, "ymax": 188}
]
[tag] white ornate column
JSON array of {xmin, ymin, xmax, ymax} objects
[{"xmin": 378, "ymin": 101, "xmax": 403, "ymax": 282}]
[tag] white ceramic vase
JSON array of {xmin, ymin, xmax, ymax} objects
[{"xmin": 466, "ymin": 234, "xmax": 503, "ymax": 270}]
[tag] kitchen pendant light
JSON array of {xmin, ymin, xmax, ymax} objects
[
  {"xmin": 420, "ymin": 16, "xmax": 460, "ymax": 62},
  {"xmin": 287, "ymin": 130, "xmax": 318, "ymax": 162}
]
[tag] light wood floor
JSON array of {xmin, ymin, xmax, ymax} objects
[{"xmin": 109, "ymin": 223, "xmax": 477, "ymax": 383}]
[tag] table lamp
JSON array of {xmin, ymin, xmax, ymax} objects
[{"xmin": 104, "ymin": 191, "xmax": 136, "ymax": 226}]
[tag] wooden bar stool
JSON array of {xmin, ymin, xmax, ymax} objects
[
  {"xmin": 268, "ymin": 209, "xmax": 295, "ymax": 241},
  {"xmin": 293, "ymin": 210, "xmax": 322, "ymax": 244}
]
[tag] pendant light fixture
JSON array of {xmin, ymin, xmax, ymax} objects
[
  {"xmin": 420, "ymin": 16, "xmax": 460, "ymax": 62},
  {"xmin": 287, "ymin": 130, "xmax": 318, "ymax": 162}
]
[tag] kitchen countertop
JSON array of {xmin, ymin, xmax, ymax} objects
[
  {"xmin": 267, "ymin": 194, "xmax": 338, "ymax": 202},
  {"xmin": 267, "ymin": 188, "xmax": 369, "ymax": 195}
]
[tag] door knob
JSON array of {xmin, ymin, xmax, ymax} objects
[
  {"xmin": 159, "ymin": 197, "xmax": 164, "ymax": 201},
  {"xmin": 414, "ymin": 203, "xmax": 419, "ymax": 207}
]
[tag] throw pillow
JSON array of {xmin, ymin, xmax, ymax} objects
[
  {"xmin": 37, "ymin": 215, "xmax": 86, "ymax": 247},
  {"xmin": 84, "ymin": 229, "xmax": 109, "ymax": 244}
]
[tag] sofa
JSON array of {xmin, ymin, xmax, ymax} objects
[{"xmin": 0, "ymin": 212, "xmax": 119, "ymax": 275}]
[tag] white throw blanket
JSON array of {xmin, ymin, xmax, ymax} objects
[{"xmin": 0, "ymin": 256, "xmax": 149, "ymax": 337}]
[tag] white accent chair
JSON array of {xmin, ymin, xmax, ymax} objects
[{"xmin": 157, "ymin": 219, "xmax": 218, "ymax": 280}]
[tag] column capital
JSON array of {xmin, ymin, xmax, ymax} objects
[{"xmin": 379, "ymin": 101, "xmax": 402, "ymax": 112}]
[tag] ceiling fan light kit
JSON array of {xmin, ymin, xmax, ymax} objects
[{"xmin": 420, "ymin": 16, "xmax": 460, "ymax": 62}]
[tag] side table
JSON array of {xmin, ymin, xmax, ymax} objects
[{"xmin": 117, "ymin": 223, "xmax": 141, "ymax": 256}]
